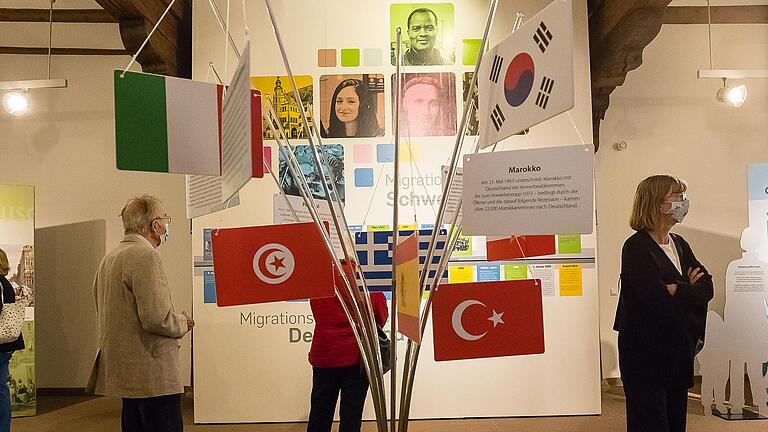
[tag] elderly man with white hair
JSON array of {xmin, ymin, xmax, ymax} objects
[{"xmin": 87, "ymin": 195, "xmax": 194, "ymax": 432}]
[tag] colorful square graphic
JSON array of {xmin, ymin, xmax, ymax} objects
[
  {"xmin": 376, "ymin": 144, "xmax": 395, "ymax": 163},
  {"xmin": 364, "ymin": 48, "xmax": 383, "ymax": 66},
  {"xmin": 318, "ymin": 49, "xmax": 337, "ymax": 67},
  {"xmin": 263, "ymin": 146, "xmax": 273, "ymax": 171},
  {"xmin": 462, "ymin": 39, "xmax": 482, "ymax": 65},
  {"xmin": 341, "ymin": 48, "xmax": 360, "ymax": 67},
  {"xmin": 354, "ymin": 168, "xmax": 374, "ymax": 187},
  {"xmin": 353, "ymin": 144, "xmax": 373, "ymax": 163}
]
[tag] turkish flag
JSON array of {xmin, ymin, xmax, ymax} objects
[
  {"xmin": 486, "ymin": 235, "xmax": 555, "ymax": 261},
  {"xmin": 432, "ymin": 280, "xmax": 544, "ymax": 361},
  {"xmin": 211, "ymin": 222, "xmax": 334, "ymax": 306}
]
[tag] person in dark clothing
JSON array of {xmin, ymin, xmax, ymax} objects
[
  {"xmin": 614, "ymin": 175, "xmax": 714, "ymax": 432},
  {"xmin": 0, "ymin": 248, "xmax": 25, "ymax": 432},
  {"xmin": 307, "ymin": 261, "xmax": 388, "ymax": 432}
]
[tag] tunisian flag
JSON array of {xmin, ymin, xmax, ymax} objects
[
  {"xmin": 486, "ymin": 235, "xmax": 555, "ymax": 261},
  {"xmin": 432, "ymin": 279, "xmax": 544, "ymax": 361},
  {"xmin": 211, "ymin": 222, "xmax": 334, "ymax": 306}
]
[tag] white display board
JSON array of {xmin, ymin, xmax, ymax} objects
[{"xmin": 191, "ymin": 0, "xmax": 599, "ymax": 424}]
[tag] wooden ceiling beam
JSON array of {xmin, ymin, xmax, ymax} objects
[
  {"xmin": 588, "ymin": 0, "xmax": 672, "ymax": 151},
  {"xmin": 0, "ymin": 46, "xmax": 129, "ymax": 56},
  {"xmin": 663, "ymin": 5, "xmax": 768, "ymax": 25},
  {"xmin": 94, "ymin": 0, "xmax": 192, "ymax": 78},
  {"xmin": 0, "ymin": 8, "xmax": 117, "ymax": 23}
]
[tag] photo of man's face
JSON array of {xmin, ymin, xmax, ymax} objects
[
  {"xmin": 390, "ymin": 3, "xmax": 455, "ymax": 66},
  {"xmin": 393, "ymin": 73, "xmax": 457, "ymax": 137},
  {"xmin": 403, "ymin": 82, "xmax": 440, "ymax": 136},
  {"xmin": 407, "ymin": 10, "xmax": 437, "ymax": 52}
]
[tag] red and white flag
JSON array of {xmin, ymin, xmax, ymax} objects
[
  {"xmin": 432, "ymin": 280, "xmax": 544, "ymax": 361},
  {"xmin": 211, "ymin": 222, "xmax": 334, "ymax": 306},
  {"xmin": 486, "ymin": 235, "xmax": 555, "ymax": 261}
]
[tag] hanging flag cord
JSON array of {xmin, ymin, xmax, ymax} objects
[{"xmin": 120, "ymin": 0, "xmax": 178, "ymax": 78}]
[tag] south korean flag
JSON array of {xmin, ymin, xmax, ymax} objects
[{"xmin": 477, "ymin": 0, "xmax": 574, "ymax": 149}]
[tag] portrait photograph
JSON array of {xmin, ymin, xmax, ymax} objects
[
  {"xmin": 390, "ymin": 3, "xmax": 456, "ymax": 66},
  {"xmin": 392, "ymin": 72, "xmax": 457, "ymax": 137},
  {"xmin": 319, "ymin": 74, "xmax": 385, "ymax": 139},
  {"xmin": 251, "ymin": 75, "xmax": 314, "ymax": 140}
]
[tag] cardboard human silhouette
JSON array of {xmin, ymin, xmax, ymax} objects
[
  {"xmin": 699, "ymin": 310, "xmax": 728, "ymax": 415},
  {"xmin": 722, "ymin": 226, "xmax": 768, "ymax": 415}
]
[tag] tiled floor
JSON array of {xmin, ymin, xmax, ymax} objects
[{"xmin": 13, "ymin": 385, "xmax": 768, "ymax": 431}]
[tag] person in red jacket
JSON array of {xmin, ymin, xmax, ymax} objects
[{"xmin": 307, "ymin": 261, "xmax": 388, "ymax": 432}]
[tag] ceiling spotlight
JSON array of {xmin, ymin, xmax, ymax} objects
[
  {"xmin": 2, "ymin": 92, "xmax": 28, "ymax": 117},
  {"xmin": 716, "ymin": 83, "xmax": 747, "ymax": 108}
]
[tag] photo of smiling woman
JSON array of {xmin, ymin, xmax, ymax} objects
[{"xmin": 320, "ymin": 75, "xmax": 385, "ymax": 138}]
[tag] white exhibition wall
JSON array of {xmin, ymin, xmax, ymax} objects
[
  {"xmin": 0, "ymin": 17, "xmax": 193, "ymax": 386},
  {"xmin": 192, "ymin": 0, "xmax": 600, "ymax": 423},
  {"xmin": 597, "ymin": 10, "xmax": 768, "ymax": 378}
]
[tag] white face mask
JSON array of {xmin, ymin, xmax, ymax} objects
[
  {"xmin": 160, "ymin": 222, "xmax": 170, "ymax": 244},
  {"xmin": 666, "ymin": 198, "xmax": 690, "ymax": 223},
  {"xmin": 153, "ymin": 219, "xmax": 170, "ymax": 246}
]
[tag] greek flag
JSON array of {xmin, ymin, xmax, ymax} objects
[{"xmin": 354, "ymin": 229, "xmax": 449, "ymax": 291}]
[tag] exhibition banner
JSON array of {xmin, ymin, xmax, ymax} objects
[
  {"xmin": 211, "ymin": 222, "xmax": 334, "ymax": 305},
  {"xmin": 396, "ymin": 232, "xmax": 421, "ymax": 342},
  {"xmin": 432, "ymin": 279, "xmax": 544, "ymax": 361},
  {"xmin": 0, "ymin": 185, "xmax": 36, "ymax": 417},
  {"xmin": 477, "ymin": 0, "xmax": 574, "ymax": 148},
  {"xmin": 461, "ymin": 144, "xmax": 594, "ymax": 235}
]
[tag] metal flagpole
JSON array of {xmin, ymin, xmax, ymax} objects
[
  {"xmin": 262, "ymin": 2, "xmax": 388, "ymax": 429},
  {"xmin": 264, "ymin": 101, "xmax": 376, "ymax": 382},
  {"xmin": 397, "ymin": 2, "xmax": 503, "ymax": 429},
  {"xmin": 398, "ymin": 9, "xmax": 528, "ymax": 430},
  {"xmin": 390, "ymin": 27, "xmax": 403, "ymax": 432}
]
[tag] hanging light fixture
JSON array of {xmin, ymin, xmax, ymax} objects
[
  {"xmin": 716, "ymin": 80, "xmax": 747, "ymax": 108},
  {"xmin": 0, "ymin": 0, "xmax": 68, "ymax": 117},
  {"xmin": 696, "ymin": 0, "xmax": 767, "ymax": 107},
  {"xmin": 2, "ymin": 92, "xmax": 29, "ymax": 116}
]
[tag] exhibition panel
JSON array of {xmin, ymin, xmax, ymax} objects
[{"xmin": 189, "ymin": 0, "xmax": 599, "ymax": 423}]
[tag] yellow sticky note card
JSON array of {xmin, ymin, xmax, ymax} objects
[
  {"xmin": 398, "ymin": 224, "xmax": 417, "ymax": 231},
  {"xmin": 559, "ymin": 264, "xmax": 582, "ymax": 296},
  {"xmin": 366, "ymin": 224, "xmax": 391, "ymax": 232},
  {"xmin": 449, "ymin": 266, "xmax": 474, "ymax": 283}
]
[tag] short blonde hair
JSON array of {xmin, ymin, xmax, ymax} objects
[
  {"xmin": 0, "ymin": 249, "xmax": 9, "ymax": 276},
  {"xmin": 629, "ymin": 175, "xmax": 687, "ymax": 231},
  {"xmin": 121, "ymin": 195, "xmax": 164, "ymax": 235}
]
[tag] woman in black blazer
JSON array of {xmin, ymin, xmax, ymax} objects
[{"xmin": 614, "ymin": 175, "xmax": 713, "ymax": 432}]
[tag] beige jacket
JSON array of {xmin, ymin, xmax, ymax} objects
[{"xmin": 87, "ymin": 234, "xmax": 188, "ymax": 398}]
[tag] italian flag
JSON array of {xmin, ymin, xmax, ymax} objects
[{"xmin": 114, "ymin": 70, "xmax": 224, "ymax": 176}]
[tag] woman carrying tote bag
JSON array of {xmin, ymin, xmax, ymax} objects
[{"xmin": 0, "ymin": 249, "xmax": 25, "ymax": 432}]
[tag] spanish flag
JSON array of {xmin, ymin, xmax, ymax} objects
[{"xmin": 396, "ymin": 232, "xmax": 421, "ymax": 342}]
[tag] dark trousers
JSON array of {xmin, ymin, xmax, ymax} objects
[
  {"xmin": 121, "ymin": 393, "xmax": 183, "ymax": 432},
  {"xmin": 624, "ymin": 384, "xmax": 688, "ymax": 432},
  {"xmin": 307, "ymin": 364, "xmax": 369, "ymax": 432}
]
